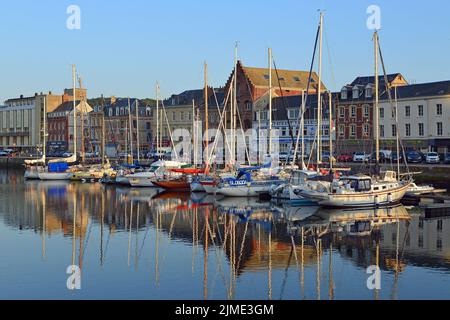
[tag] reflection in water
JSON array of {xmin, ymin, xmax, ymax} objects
[{"xmin": 1, "ymin": 169, "xmax": 450, "ymax": 299}]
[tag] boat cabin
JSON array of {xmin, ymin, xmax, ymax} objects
[{"xmin": 335, "ymin": 175, "xmax": 372, "ymax": 192}]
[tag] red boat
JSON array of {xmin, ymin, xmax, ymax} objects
[
  {"xmin": 169, "ymin": 168, "xmax": 206, "ymax": 174},
  {"xmin": 152, "ymin": 178, "xmax": 191, "ymax": 191}
]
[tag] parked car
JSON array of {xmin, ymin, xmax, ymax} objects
[
  {"xmin": 391, "ymin": 152, "xmax": 403, "ymax": 162},
  {"xmin": 444, "ymin": 153, "xmax": 450, "ymax": 164},
  {"xmin": 370, "ymin": 152, "xmax": 386, "ymax": 163},
  {"xmin": 379, "ymin": 150, "xmax": 392, "ymax": 161},
  {"xmin": 278, "ymin": 152, "xmax": 289, "ymax": 162},
  {"xmin": 62, "ymin": 152, "xmax": 73, "ymax": 158},
  {"xmin": 406, "ymin": 151, "xmax": 423, "ymax": 163},
  {"xmin": 353, "ymin": 152, "xmax": 371, "ymax": 162},
  {"xmin": 337, "ymin": 154, "xmax": 352, "ymax": 162},
  {"xmin": 0, "ymin": 151, "xmax": 10, "ymax": 157},
  {"xmin": 425, "ymin": 152, "xmax": 440, "ymax": 164}
]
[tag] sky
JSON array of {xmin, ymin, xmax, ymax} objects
[{"xmin": 0, "ymin": 0, "xmax": 449, "ymax": 103}]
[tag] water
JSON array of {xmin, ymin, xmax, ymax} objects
[{"xmin": 1, "ymin": 169, "xmax": 450, "ymax": 300}]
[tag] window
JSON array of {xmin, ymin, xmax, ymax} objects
[
  {"xmin": 339, "ymin": 106, "xmax": 345, "ymax": 118},
  {"xmin": 293, "ymin": 76, "xmax": 301, "ymax": 82},
  {"xmin": 405, "ymin": 106, "xmax": 410, "ymax": 117},
  {"xmin": 365, "ymin": 87, "xmax": 372, "ymax": 98},
  {"xmin": 352, "ymin": 87, "xmax": 359, "ymax": 99},
  {"xmin": 392, "ymin": 124, "xmax": 397, "ymax": 137},
  {"xmin": 350, "ymin": 124, "xmax": 356, "ymax": 137},
  {"xmin": 392, "ymin": 106, "xmax": 397, "ymax": 118},
  {"xmin": 379, "ymin": 108, "xmax": 384, "ymax": 118},
  {"xmin": 351, "ymin": 106, "xmax": 356, "ymax": 118},
  {"xmin": 339, "ymin": 125, "xmax": 345, "ymax": 137},
  {"xmin": 380, "ymin": 125, "xmax": 384, "ymax": 137},
  {"xmin": 363, "ymin": 105, "xmax": 369, "ymax": 117},
  {"xmin": 405, "ymin": 123, "xmax": 411, "ymax": 137},
  {"xmin": 437, "ymin": 122, "xmax": 443, "ymax": 136},
  {"xmin": 418, "ymin": 123, "xmax": 424, "ymax": 136},
  {"xmin": 172, "ymin": 112, "xmax": 176, "ymax": 121},
  {"xmin": 418, "ymin": 105, "xmax": 424, "ymax": 117},
  {"xmin": 437, "ymin": 104, "xmax": 443, "ymax": 116},
  {"xmin": 245, "ymin": 101, "xmax": 252, "ymax": 110},
  {"xmin": 341, "ymin": 88, "xmax": 347, "ymax": 100},
  {"xmin": 437, "ymin": 220, "xmax": 443, "ymax": 231},
  {"xmin": 363, "ymin": 124, "xmax": 369, "ymax": 137}
]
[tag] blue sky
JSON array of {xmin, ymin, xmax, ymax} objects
[{"xmin": 0, "ymin": 0, "xmax": 449, "ymax": 102}]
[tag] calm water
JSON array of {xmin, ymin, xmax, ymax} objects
[{"xmin": 1, "ymin": 169, "xmax": 450, "ymax": 300}]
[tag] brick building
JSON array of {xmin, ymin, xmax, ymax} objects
[{"xmin": 335, "ymin": 73, "xmax": 408, "ymax": 155}]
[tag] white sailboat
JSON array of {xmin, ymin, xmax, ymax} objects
[
  {"xmin": 39, "ymin": 65, "xmax": 78, "ymax": 181},
  {"xmin": 300, "ymin": 31, "xmax": 412, "ymax": 208}
]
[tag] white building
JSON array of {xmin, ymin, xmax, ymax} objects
[
  {"xmin": 378, "ymin": 81, "xmax": 450, "ymax": 153},
  {"xmin": 0, "ymin": 95, "xmax": 38, "ymax": 149}
]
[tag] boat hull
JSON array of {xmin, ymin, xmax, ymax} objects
[
  {"xmin": 128, "ymin": 174, "xmax": 156, "ymax": 187},
  {"xmin": 152, "ymin": 180, "xmax": 191, "ymax": 191},
  {"xmin": 24, "ymin": 168, "xmax": 41, "ymax": 180},
  {"xmin": 190, "ymin": 181, "xmax": 206, "ymax": 192},
  {"xmin": 38, "ymin": 172, "xmax": 72, "ymax": 181},
  {"xmin": 301, "ymin": 183, "xmax": 411, "ymax": 208}
]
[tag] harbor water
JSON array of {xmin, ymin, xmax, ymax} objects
[{"xmin": 1, "ymin": 169, "xmax": 450, "ymax": 300}]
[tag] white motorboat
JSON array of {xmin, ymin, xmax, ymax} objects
[
  {"xmin": 405, "ymin": 183, "xmax": 442, "ymax": 196},
  {"xmin": 127, "ymin": 160, "xmax": 186, "ymax": 187},
  {"xmin": 270, "ymin": 169, "xmax": 321, "ymax": 205}
]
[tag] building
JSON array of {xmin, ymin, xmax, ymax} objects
[
  {"xmin": 224, "ymin": 60, "xmax": 327, "ymax": 132},
  {"xmin": 253, "ymin": 93, "xmax": 333, "ymax": 157},
  {"xmin": 0, "ymin": 88, "xmax": 87, "ymax": 152},
  {"xmin": 47, "ymin": 100, "xmax": 93, "ymax": 154},
  {"xmin": 335, "ymin": 73, "xmax": 408, "ymax": 154},
  {"xmin": 103, "ymin": 98, "xmax": 153, "ymax": 157},
  {"xmin": 378, "ymin": 80, "xmax": 450, "ymax": 153}
]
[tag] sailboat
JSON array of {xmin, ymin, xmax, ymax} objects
[
  {"xmin": 300, "ymin": 31, "xmax": 412, "ymax": 208},
  {"xmin": 39, "ymin": 65, "xmax": 78, "ymax": 181}
]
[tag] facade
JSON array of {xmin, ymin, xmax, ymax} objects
[
  {"xmin": 103, "ymin": 98, "xmax": 153, "ymax": 157},
  {"xmin": 47, "ymin": 100, "xmax": 93, "ymax": 153},
  {"xmin": 335, "ymin": 73, "xmax": 408, "ymax": 155},
  {"xmin": 378, "ymin": 80, "xmax": 450, "ymax": 153},
  {"xmin": 224, "ymin": 61, "xmax": 327, "ymax": 132},
  {"xmin": 253, "ymin": 93, "xmax": 333, "ymax": 157},
  {"xmin": 0, "ymin": 88, "xmax": 86, "ymax": 151}
]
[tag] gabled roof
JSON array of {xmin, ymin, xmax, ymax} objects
[
  {"xmin": 350, "ymin": 73, "xmax": 406, "ymax": 87},
  {"xmin": 50, "ymin": 100, "xmax": 92, "ymax": 114},
  {"xmin": 240, "ymin": 61, "xmax": 327, "ymax": 91}
]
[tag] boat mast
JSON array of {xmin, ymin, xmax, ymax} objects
[
  {"xmin": 233, "ymin": 43, "xmax": 238, "ymax": 165},
  {"xmin": 72, "ymin": 65, "xmax": 77, "ymax": 157},
  {"xmin": 204, "ymin": 62, "xmax": 209, "ymax": 166},
  {"xmin": 135, "ymin": 99, "xmax": 140, "ymax": 163},
  {"xmin": 316, "ymin": 12, "xmax": 323, "ymax": 171},
  {"xmin": 128, "ymin": 97, "xmax": 134, "ymax": 164},
  {"xmin": 374, "ymin": 31, "xmax": 380, "ymax": 172},
  {"xmin": 156, "ymin": 83, "xmax": 160, "ymax": 158},
  {"xmin": 301, "ymin": 90, "xmax": 305, "ymax": 168},
  {"xmin": 79, "ymin": 77, "xmax": 85, "ymax": 164},
  {"xmin": 43, "ymin": 95, "xmax": 47, "ymax": 163},
  {"xmin": 101, "ymin": 95, "xmax": 105, "ymax": 165},
  {"xmin": 268, "ymin": 47, "xmax": 273, "ymax": 156},
  {"xmin": 395, "ymin": 86, "xmax": 400, "ymax": 178},
  {"xmin": 328, "ymin": 91, "xmax": 333, "ymax": 172},
  {"xmin": 192, "ymin": 99, "xmax": 196, "ymax": 166}
]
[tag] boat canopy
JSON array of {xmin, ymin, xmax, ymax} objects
[{"xmin": 237, "ymin": 162, "xmax": 271, "ymax": 173}]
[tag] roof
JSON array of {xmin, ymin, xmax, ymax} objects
[
  {"xmin": 50, "ymin": 100, "xmax": 92, "ymax": 114},
  {"xmin": 350, "ymin": 73, "xmax": 404, "ymax": 87},
  {"xmin": 380, "ymin": 80, "xmax": 450, "ymax": 100},
  {"xmin": 259, "ymin": 93, "xmax": 336, "ymax": 121},
  {"xmin": 241, "ymin": 62, "xmax": 327, "ymax": 91}
]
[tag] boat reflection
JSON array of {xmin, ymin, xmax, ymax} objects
[{"xmin": 2, "ymin": 175, "xmax": 450, "ymax": 299}]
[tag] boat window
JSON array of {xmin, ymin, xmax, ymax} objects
[{"xmin": 357, "ymin": 179, "xmax": 371, "ymax": 191}]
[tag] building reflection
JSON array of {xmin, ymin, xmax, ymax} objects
[{"xmin": 2, "ymin": 175, "xmax": 450, "ymax": 299}]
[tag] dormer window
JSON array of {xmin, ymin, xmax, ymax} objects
[
  {"xmin": 365, "ymin": 85, "xmax": 373, "ymax": 98},
  {"xmin": 352, "ymin": 86, "xmax": 359, "ymax": 99},
  {"xmin": 341, "ymin": 87, "xmax": 348, "ymax": 100}
]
